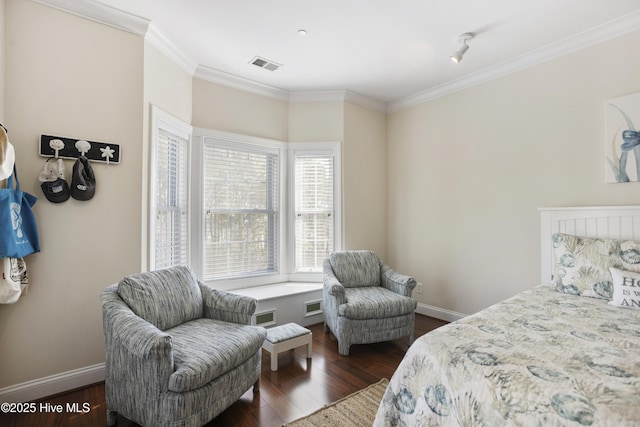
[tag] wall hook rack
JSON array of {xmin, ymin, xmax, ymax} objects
[{"xmin": 39, "ymin": 134, "xmax": 121, "ymax": 164}]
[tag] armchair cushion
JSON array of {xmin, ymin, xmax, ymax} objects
[
  {"xmin": 338, "ymin": 287, "xmax": 417, "ymax": 319},
  {"xmin": 168, "ymin": 318, "xmax": 266, "ymax": 393},
  {"xmin": 118, "ymin": 265, "xmax": 203, "ymax": 331},
  {"xmin": 329, "ymin": 250, "xmax": 381, "ymax": 288}
]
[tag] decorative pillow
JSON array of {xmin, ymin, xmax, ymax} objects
[
  {"xmin": 609, "ymin": 268, "xmax": 640, "ymax": 310},
  {"xmin": 118, "ymin": 265, "xmax": 203, "ymax": 330},
  {"xmin": 552, "ymin": 233, "xmax": 640, "ymax": 299}
]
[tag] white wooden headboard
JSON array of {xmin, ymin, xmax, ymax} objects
[{"xmin": 539, "ymin": 206, "xmax": 640, "ymax": 283}]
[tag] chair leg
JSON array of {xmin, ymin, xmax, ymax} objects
[
  {"xmin": 306, "ymin": 338, "xmax": 313, "ymax": 359},
  {"xmin": 253, "ymin": 377, "xmax": 260, "ymax": 393},
  {"xmin": 106, "ymin": 409, "xmax": 117, "ymax": 426},
  {"xmin": 338, "ymin": 340, "xmax": 350, "ymax": 356}
]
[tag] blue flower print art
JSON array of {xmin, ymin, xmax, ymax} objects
[{"xmin": 606, "ymin": 92, "xmax": 640, "ymax": 183}]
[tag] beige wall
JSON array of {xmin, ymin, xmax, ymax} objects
[
  {"xmin": 343, "ymin": 103, "xmax": 387, "ymax": 258},
  {"xmin": 144, "ymin": 41, "xmax": 193, "ymax": 125},
  {"xmin": 388, "ymin": 30, "xmax": 640, "ymax": 316},
  {"xmin": 192, "ymin": 78, "xmax": 288, "ymax": 141},
  {"xmin": 0, "ymin": 0, "xmax": 144, "ymax": 388},
  {"xmin": 288, "ymin": 101, "xmax": 344, "ymax": 142}
]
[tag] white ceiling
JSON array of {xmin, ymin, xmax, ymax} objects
[{"xmin": 83, "ymin": 1, "xmax": 640, "ymax": 107}]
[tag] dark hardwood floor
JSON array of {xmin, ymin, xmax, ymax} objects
[{"xmin": 0, "ymin": 315, "xmax": 448, "ymax": 427}]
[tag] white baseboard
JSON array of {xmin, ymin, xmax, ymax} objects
[
  {"xmin": 0, "ymin": 363, "xmax": 105, "ymax": 403},
  {"xmin": 416, "ymin": 302, "xmax": 465, "ymax": 323}
]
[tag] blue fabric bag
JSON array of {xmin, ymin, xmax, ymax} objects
[{"xmin": 0, "ymin": 166, "xmax": 40, "ymax": 258}]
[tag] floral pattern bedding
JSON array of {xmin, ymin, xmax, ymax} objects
[{"xmin": 373, "ymin": 285, "xmax": 640, "ymax": 427}]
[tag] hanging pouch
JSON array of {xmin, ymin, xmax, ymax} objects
[{"xmin": 0, "ymin": 166, "xmax": 40, "ymax": 258}]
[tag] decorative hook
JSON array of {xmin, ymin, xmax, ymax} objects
[
  {"xmin": 75, "ymin": 140, "xmax": 91, "ymax": 157},
  {"xmin": 49, "ymin": 139, "xmax": 65, "ymax": 159},
  {"xmin": 100, "ymin": 145, "xmax": 115, "ymax": 165}
]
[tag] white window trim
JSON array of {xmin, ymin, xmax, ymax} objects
[
  {"xmin": 149, "ymin": 105, "xmax": 192, "ymax": 271},
  {"xmin": 192, "ymin": 128, "xmax": 289, "ymax": 290},
  {"xmin": 287, "ymin": 141, "xmax": 342, "ymax": 282}
]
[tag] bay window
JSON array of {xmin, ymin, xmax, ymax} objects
[{"xmin": 151, "ymin": 112, "xmax": 341, "ymax": 289}]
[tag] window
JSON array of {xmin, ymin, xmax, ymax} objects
[
  {"xmin": 151, "ymin": 126, "xmax": 342, "ymax": 289},
  {"xmin": 288, "ymin": 142, "xmax": 341, "ymax": 281},
  {"xmin": 202, "ymin": 140, "xmax": 280, "ymax": 280},
  {"xmin": 150, "ymin": 107, "xmax": 191, "ymax": 270},
  {"xmin": 293, "ymin": 153, "xmax": 335, "ymax": 272}
]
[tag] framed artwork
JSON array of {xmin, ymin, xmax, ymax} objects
[{"xmin": 606, "ymin": 92, "xmax": 640, "ymax": 183}]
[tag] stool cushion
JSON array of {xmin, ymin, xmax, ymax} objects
[{"xmin": 266, "ymin": 323, "xmax": 310, "ymax": 344}]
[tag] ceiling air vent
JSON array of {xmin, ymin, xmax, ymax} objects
[{"xmin": 250, "ymin": 56, "xmax": 282, "ymax": 71}]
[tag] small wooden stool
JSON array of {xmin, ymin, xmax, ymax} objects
[{"xmin": 262, "ymin": 323, "xmax": 312, "ymax": 371}]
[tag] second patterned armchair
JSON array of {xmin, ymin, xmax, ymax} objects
[{"xmin": 323, "ymin": 250, "xmax": 417, "ymax": 356}]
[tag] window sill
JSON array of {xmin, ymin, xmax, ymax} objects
[{"xmin": 229, "ymin": 282, "xmax": 322, "ymax": 301}]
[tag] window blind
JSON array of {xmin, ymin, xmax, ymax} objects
[
  {"xmin": 294, "ymin": 154, "xmax": 334, "ymax": 272},
  {"xmin": 203, "ymin": 140, "xmax": 279, "ymax": 280},
  {"xmin": 154, "ymin": 128, "xmax": 189, "ymax": 269}
]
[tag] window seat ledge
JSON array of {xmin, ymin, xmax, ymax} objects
[{"xmin": 228, "ymin": 282, "xmax": 323, "ymax": 302}]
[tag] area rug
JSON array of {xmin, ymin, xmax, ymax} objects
[{"xmin": 282, "ymin": 378, "xmax": 388, "ymax": 427}]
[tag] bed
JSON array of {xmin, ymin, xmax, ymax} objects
[{"xmin": 373, "ymin": 206, "xmax": 640, "ymax": 426}]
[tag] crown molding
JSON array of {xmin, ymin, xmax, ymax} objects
[
  {"xmin": 33, "ymin": 0, "xmax": 149, "ymax": 36},
  {"xmin": 32, "ymin": 0, "xmax": 640, "ymax": 114},
  {"xmin": 145, "ymin": 23, "xmax": 198, "ymax": 76},
  {"xmin": 289, "ymin": 90, "xmax": 387, "ymax": 113},
  {"xmin": 345, "ymin": 90, "xmax": 387, "ymax": 113},
  {"xmin": 289, "ymin": 90, "xmax": 349, "ymax": 104},
  {"xmin": 194, "ymin": 65, "xmax": 290, "ymax": 102},
  {"xmin": 388, "ymin": 10, "xmax": 640, "ymax": 113}
]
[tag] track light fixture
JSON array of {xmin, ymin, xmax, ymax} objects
[{"xmin": 450, "ymin": 32, "xmax": 474, "ymax": 64}]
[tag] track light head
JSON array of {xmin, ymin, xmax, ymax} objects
[
  {"xmin": 450, "ymin": 32, "xmax": 474, "ymax": 64},
  {"xmin": 450, "ymin": 44, "xmax": 469, "ymax": 64}
]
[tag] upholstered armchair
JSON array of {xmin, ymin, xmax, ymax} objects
[
  {"xmin": 100, "ymin": 265, "xmax": 266, "ymax": 427},
  {"xmin": 323, "ymin": 250, "xmax": 418, "ymax": 356}
]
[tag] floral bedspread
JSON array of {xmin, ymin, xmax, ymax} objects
[{"xmin": 373, "ymin": 285, "xmax": 640, "ymax": 427}]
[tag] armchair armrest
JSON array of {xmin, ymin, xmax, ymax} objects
[
  {"xmin": 101, "ymin": 285, "xmax": 175, "ymax": 419},
  {"xmin": 381, "ymin": 264, "xmax": 417, "ymax": 297},
  {"xmin": 199, "ymin": 281, "xmax": 257, "ymax": 325},
  {"xmin": 323, "ymin": 258, "xmax": 346, "ymax": 303},
  {"xmin": 101, "ymin": 286, "xmax": 172, "ymax": 359}
]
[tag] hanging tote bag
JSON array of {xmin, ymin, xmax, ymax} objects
[
  {"xmin": 0, "ymin": 257, "xmax": 28, "ymax": 304},
  {"xmin": 0, "ymin": 166, "xmax": 40, "ymax": 258}
]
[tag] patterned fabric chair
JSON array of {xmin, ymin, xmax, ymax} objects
[
  {"xmin": 323, "ymin": 250, "xmax": 418, "ymax": 356},
  {"xmin": 100, "ymin": 265, "xmax": 266, "ymax": 427}
]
